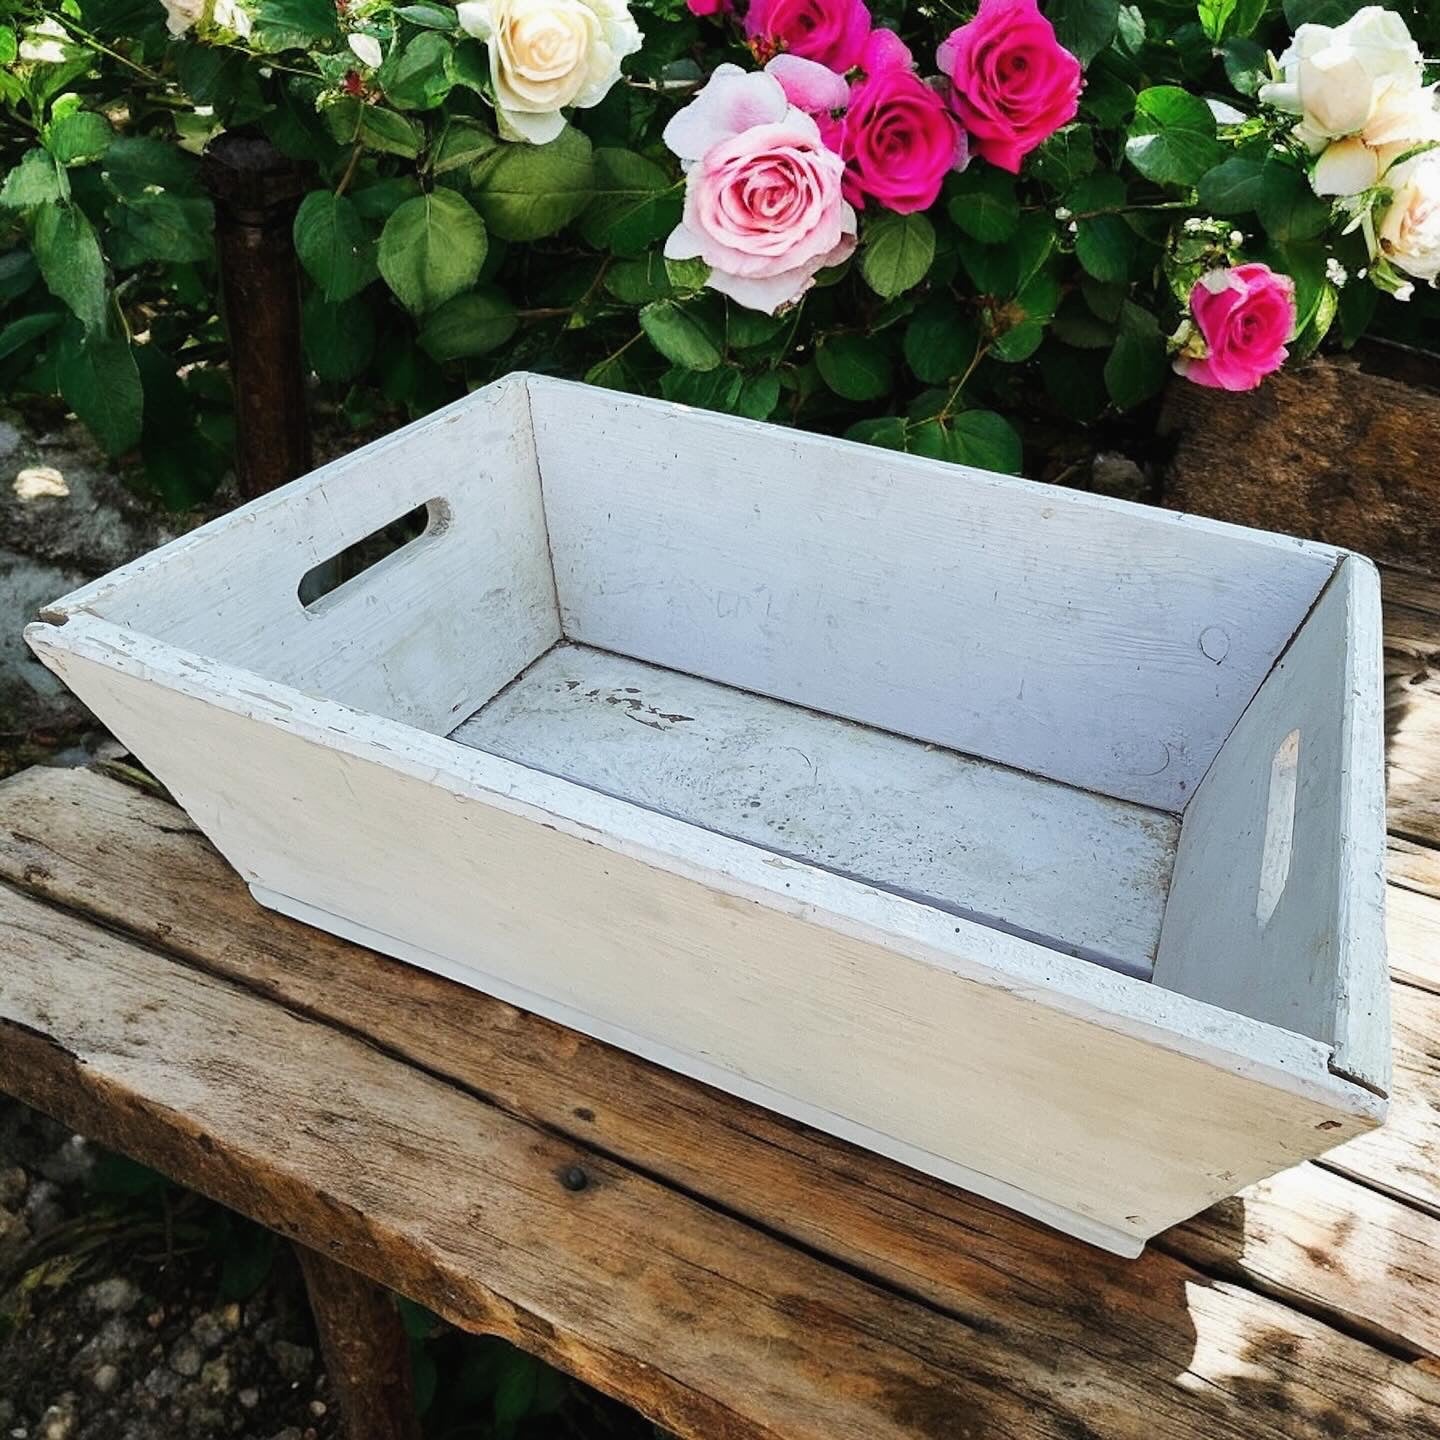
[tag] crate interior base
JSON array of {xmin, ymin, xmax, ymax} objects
[
  {"xmin": 449, "ymin": 643, "xmax": 1180, "ymax": 980},
  {"xmin": 246, "ymin": 880, "xmax": 1148, "ymax": 1258}
]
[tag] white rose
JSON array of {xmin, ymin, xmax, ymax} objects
[
  {"xmin": 455, "ymin": 0, "xmax": 641, "ymax": 144},
  {"xmin": 1312, "ymin": 83, "xmax": 1440, "ymax": 196},
  {"xmin": 1378, "ymin": 150, "xmax": 1440, "ymax": 283},
  {"xmin": 212, "ymin": 0, "xmax": 252, "ymax": 37},
  {"xmin": 159, "ymin": 0, "xmax": 204, "ymax": 35},
  {"xmin": 1260, "ymin": 6, "xmax": 1423, "ymax": 145}
]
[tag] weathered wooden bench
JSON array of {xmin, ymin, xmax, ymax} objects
[{"xmin": 3, "ymin": 567, "xmax": 1440, "ymax": 1440}]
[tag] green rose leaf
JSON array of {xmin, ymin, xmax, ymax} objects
[
  {"xmin": 446, "ymin": 39, "xmax": 491, "ymax": 94},
  {"xmin": 816, "ymin": 333, "xmax": 893, "ymax": 400},
  {"xmin": 1283, "ymin": 0, "xmax": 1368, "ymax": 24},
  {"xmin": 33, "ymin": 202, "xmax": 107, "ymax": 335},
  {"xmin": 605, "ymin": 254, "xmax": 673, "ymax": 304},
  {"xmin": 1255, "ymin": 159, "xmax": 1331, "ymax": 243},
  {"xmin": 294, "ymin": 192, "xmax": 376, "ymax": 303},
  {"xmin": 846, "ymin": 416, "xmax": 908, "ymax": 452},
  {"xmin": 377, "ymin": 187, "xmax": 488, "ymax": 313},
  {"xmin": 118, "ymin": 194, "xmax": 214, "ymax": 264},
  {"xmin": 903, "ymin": 300, "xmax": 979, "ymax": 384},
  {"xmin": 472, "ymin": 127, "xmax": 595, "ymax": 241},
  {"xmin": 396, "ymin": 2, "xmax": 460, "ymax": 27},
  {"xmin": 945, "ymin": 168, "xmax": 1019, "ymax": 245},
  {"xmin": 1125, "ymin": 86, "xmax": 1222, "ymax": 187},
  {"xmin": 725, "ymin": 305, "xmax": 785, "ymax": 348},
  {"xmin": 1075, "ymin": 214, "xmax": 1137, "ymax": 283},
  {"xmin": 665, "ymin": 256, "xmax": 711, "ymax": 292},
  {"xmin": 1051, "ymin": 294, "xmax": 1115, "ymax": 348},
  {"xmin": 1198, "ymin": 0, "xmax": 1268, "ymax": 42},
  {"xmin": 860, "ymin": 213, "xmax": 936, "ymax": 299},
  {"xmin": 101, "ymin": 136, "xmax": 203, "ymax": 197},
  {"xmin": 0, "ymin": 251, "xmax": 38, "ymax": 305},
  {"xmin": 253, "ymin": 0, "xmax": 340, "ymax": 50},
  {"xmin": 956, "ymin": 211, "xmax": 1055, "ymax": 296},
  {"xmin": 47, "ymin": 111, "xmax": 113, "ymax": 167},
  {"xmin": 639, "ymin": 299, "xmax": 722, "ymax": 371},
  {"xmin": 660, "ymin": 365, "xmax": 743, "ymax": 412},
  {"xmin": 302, "ymin": 292, "xmax": 376, "ymax": 382},
  {"xmin": 351, "ymin": 178, "xmax": 422, "ymax": 221},
  {"xmin": 1262, "ymin": 237, "xmax": 1327, "ymax": 332},
  {"xmin": 1046, "ymin": 0, "xmax": 1120, "ymax": 64},
  {"xmin": 1290, "ymin": 277, "xmax": 1340, "ymax": 359},
  {"xmin": 1104, "ymin": 300, "xmax": 1168, "ymax": 409},
  {"xmin": 579, "ymin": 149, "xmax": 681, "ymax": 258},
  {"xmin": 1, "ymin": 149, "xmax": 64, "ymax": 210},
  {"xmin": 950, "ymin": 410, "xmax": 1023, "ymax": 474},
  {"xmin": 379, "ymin": 32, "xmax": 454, "ymax": 111},
  {"xmin": 0, "ymin": 310, "xmax": 63, "ymax": 364},
  {"xmin": 1198, "ymin": 0, "xmax": 1236, "ymax": 42},
  {"xmin": 56, "ymin": 328, "xmax": 143, "ymax": 456},
  {"xmin": 1033, "ymin": 124, "xmax": 1100, "ymax": 186},
  {"xmin": 991, "ymin": 266, "xmax": 1060, "ymax": 363},
  {"xmin": 736, "ymin": 372, "xmax": 781, "ymax": 421},
  {"xmin": 324, "ymin": 99, "xmax": 425, "ymax": 159},
  {"xmin": 1078, "ymin": 70, "xmax": 1134, "ymax": 130},
  {"xmin": 1197, "ymin": 156, "xmax": 1266, "ymax": 214},
  {"xmin": 1222, "ymin": 37, "xmax": 1269, "ymax": 96},
  {"xmin": 418, "ymin": 287, "xmax": 519, "ymax": 361},
  {"xmin": 429, "ymin": 117, "xmax": 497, "ymax": 176}
]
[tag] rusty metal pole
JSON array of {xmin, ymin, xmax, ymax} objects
[{"xmin": 203, "ymin": 133, "xmax": 312, "ymax": 499}]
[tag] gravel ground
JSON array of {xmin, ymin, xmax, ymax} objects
[
  {"xmin": 0, "ymin": 1099, "xmax": 663, "ymax": 1440},
  {"xmin": 0, "ymin": 1100, "xmax": 338, "ymax": 1440}
]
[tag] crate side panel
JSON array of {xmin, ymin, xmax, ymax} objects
[
  {"xmin": 1153, "ymin": 558, "xmax": 1389, "ymax": 1091},
  {"xmin": 33, "ymin": 643, "xmax": 1378, "ymax": 1248},
  {"xmin": 46, "ymin": 377, "xmax": 557, "ymax": 734},
  {"xmin": 527, "ymin": 380, "xmax": 1337, "ymax": 811}
]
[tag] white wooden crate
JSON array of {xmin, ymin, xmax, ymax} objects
[{"xmin": 26, "ymin": 373, "xmax": 1389, "ymax": 1256}]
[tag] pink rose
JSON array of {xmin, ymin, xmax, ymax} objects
[
  {"xmin": 766, "ymin": 52, "xmax": 849, "ymax": 119},
  {"xmin": 686, "ymin": 0, "xmax": 730, "ymax": 15},
  {"xmin": 663, "ymin": 65, "xmax": 858, "ymax": 314},
  {"xmin": 936, "ymin": 0, "xmax": 1081, "ymax": 173},
  {"xmin": 745, "ymin": 0, "xmax": 871, "ymax": 72},
  {"xmin": 1175, "ymin": 265, "xmax": 1296, "ymax": 392},
  {"xmin": 838, "ymin": 29, "xmax": 967, "ymax": 213}
]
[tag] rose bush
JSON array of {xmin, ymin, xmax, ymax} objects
[{"xmin": 0, "ymin": 0, "xmax": 1437, "ymax": 506}]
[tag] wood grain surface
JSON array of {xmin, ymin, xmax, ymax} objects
[
  {"xmin": 1162, "ymin": 358, "xmax": 1440, "ymax": 571},
  {"xmin": 4, "ymin": 569, "xmax": 1439, "ymax": 1440}
]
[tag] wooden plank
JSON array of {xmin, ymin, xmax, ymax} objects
[
  {"xmin": 452, "ymin": 642, "xmax": 1179, "ymax": 977},
  {"xmin": 6, "ymin": 887, "xmax": 1438, "ymax": 1440},
  {"xmin": 1381, "ymin": 566, "xmax": 1440, "ymax": 850},
  {"xmin": 36, "ymin": 376, "xmax": 559, "ymax": 734},
  {"xmin": 4, "ymin": 769, "xmax": 1439, "ymax": 1402},
  {"xmin": 1388, "ymin": 835, "xmax": 1440, "ymax": 900},
  {"xmin": 1324, "ymin": 980, "xmax": 1440, "ymax": 1220},
  {"xmin": 1380, "ymin": 567, "xmax": 1440, "ymax": 638},
  {"xmin": 19, "ymin": 631, "xmax": 1378, "ymax": 1255},
  {"xmin": 1154, "ymin": 558, "xmax": 1389, "ymax": 1090},
  {"xmin": 1162, "ymin": 1163, "xmax": 1440, "ymax": 1359},
  {"xmin": 1161, "ymin": 359, "xmax": 1440, "ymax": 572},
  {"xmin": 1386, "ymin": 683, "xmax": 1440, "ymax": 849},
  {"xmin": 1388, "ymin": 883, "xmax": 1440, "ymax": 995},
  {"xmin": 528, "ymin": 376, "xmax": 1339, "ymax": 812}
]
